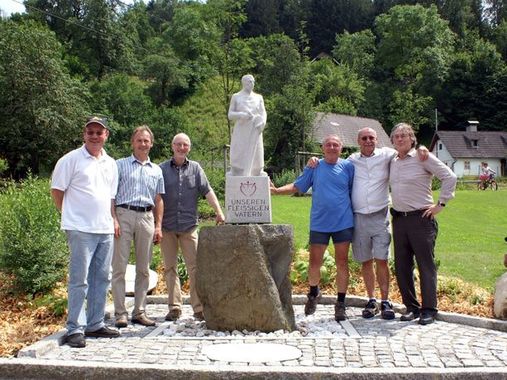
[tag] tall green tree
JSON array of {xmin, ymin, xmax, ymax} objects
[
  {"xmin": 332, "ymin": 29, "xmax": 376, "ymax": 79},
  {"xmin": 248, "ymin": 33, "xmax": 302, "ymax": 96},
  {"xmin": 308, "ymin": 58, "xmax": 365, "ymax": 115},
  {"xmin": 204, "ymin": 0, "xmax": 253, "ymax": 142},
  {"xmin": 307, "ymin": 0, "xmax": 375, "ymax": 55},
  {"xmin": 0, "ymin": 21, "xmax": 89, "ymax": 177},
  {"xmin": 265, "ymin": 65, "xmax": 315, "ymax": 171},
  {"xmin": 437, "ymin": 32, "xmax": 506, "ymax": 131},
  {"xmin": 240, "ymin": 0, "xmax": 282, "ymax": 37},
  {"xmin": 374, "ymin": 4, "xmax": 455, "ymax": 130}
]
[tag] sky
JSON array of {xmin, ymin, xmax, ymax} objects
[{"xmin": 0, "ymin": 0, "xmax": 25, "ymax": 16}]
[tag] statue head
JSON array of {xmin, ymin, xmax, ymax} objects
[{"xmin": 241, "ymin": 74, "xmax": 255, "ymax": 92}]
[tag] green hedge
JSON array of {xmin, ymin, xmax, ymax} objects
[{"xmin": 0, "ymin": 176, "xmax": 68, "ymax": 294}]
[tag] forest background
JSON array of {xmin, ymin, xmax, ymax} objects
[{"xmin": 1, "ymin": 0, "xmax": 507, "ymax": 179}]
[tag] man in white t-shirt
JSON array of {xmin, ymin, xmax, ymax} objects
[{"xmin": 51, "ymin": 117, "xmax": 120, "ymax": 348}]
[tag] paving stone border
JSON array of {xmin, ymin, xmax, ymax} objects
[{"xmin": 3, "ymin": 295, "xmax": 506, "ymax": 380}]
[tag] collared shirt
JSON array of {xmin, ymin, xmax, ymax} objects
[
  {"xmin": 115, "ymin": 155, "xmax": 165, "ymax": 207},
  {"xmin": 390, "ymin": 149, "xmax": 457, "ymax": 212},
  {"xmin": 159, "ymin": 158, "xmax": 211, "ymax": 232},
  {"xmin": 348, "ymin": 147, "xmax": 396, "ymax": 214},
  {"xmin": 51, "ymin": 145, "xmax": 118, "ymax": 233}
]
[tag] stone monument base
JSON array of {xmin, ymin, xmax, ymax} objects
[
  {"xmin": 196, "ymin": 224, "xmax": 295, "ymax": 332},
  {"xmin": 225, "ymin": 175, "xmax": 271, "ymax": 224}
]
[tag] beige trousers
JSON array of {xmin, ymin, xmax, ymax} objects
[
  {"xmin": 111, "ymin": 207, "xmax": 154, "ymax": 317},
  {"xmin": 160, "ymin": 227, "xmax": 202, "ymax": 313}
]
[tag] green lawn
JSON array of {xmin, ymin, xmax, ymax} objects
[{"xmin": 271, "ymin": 189, "xmax": 507, "ymax": 290}]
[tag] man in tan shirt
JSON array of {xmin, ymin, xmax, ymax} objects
[{"xmin": 389, "ymin": 123, "xmax": 457, "ymax": 325}]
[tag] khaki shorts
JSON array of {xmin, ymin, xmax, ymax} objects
[{"xmin": 352, "ymin": 207, "xmax": 391, "ymax": 263}]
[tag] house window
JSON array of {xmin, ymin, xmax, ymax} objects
[
  {"xmin": 471, "ymin": 139, "xmax": 478, "ymax": 148},
  {"xmin": 464, "ymin": 161, "xmax": 470, "ymax": 170},
  {"xmin": 438, "ymin": 143, "xmax": 442, "ymax": 150}
]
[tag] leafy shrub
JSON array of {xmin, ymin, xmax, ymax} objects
[
  {"xmin": 205, "ymin": 168, "xmax": 225, "ymax": 201},
  {"xmin": 0, "ymin": 176, "xmax": 68, "ymax": 294},
  {"xmin": 290, "ymin": 249, "xmax": 336, "ymax": 286},
  {"xmin": 272, "ymin": 169, "xmax": 297, "ymax": 187}
]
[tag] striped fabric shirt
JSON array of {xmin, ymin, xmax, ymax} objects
[{"xmin": 115, "ymin": 155, "xmax": 165, "ymax": 207}]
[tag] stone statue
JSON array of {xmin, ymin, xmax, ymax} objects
[{"xmin": 228, "ymin": 74, "xmax": 267, "ymax": 177}]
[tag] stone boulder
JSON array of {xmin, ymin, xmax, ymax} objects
[
  {"xmin": 196, "ymin": 224, "xmax": 295, "ymax": 332},
  {"xmin": 493, "ymin": 254, "xmax": 507, "ymax": 319}
]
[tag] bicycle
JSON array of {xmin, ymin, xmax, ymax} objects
[{"xmin": 477, "ymin": 176, "xmax": 498, "ymax": 191}]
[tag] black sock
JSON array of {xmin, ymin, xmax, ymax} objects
[
  {"xmin": 309, "ymin": 285, "xmax": 319, "ymax": 297},
  {"xmin": 337, "ymin": 292, "xmax": 346, "ymax": 303}
]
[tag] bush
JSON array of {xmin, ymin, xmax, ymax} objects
[
  {"xmin": 272, "ymin": 169, "xmax": 297, "ymax": 187},
  {"xmin": 0, "ymin": 176, "xmax": 68, "ymax": 294}
]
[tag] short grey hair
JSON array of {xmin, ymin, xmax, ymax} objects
[{"xmin": 390, "ymin": 123, "xmax": 417, "ymax": 148}]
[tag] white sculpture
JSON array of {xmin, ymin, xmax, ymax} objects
[{"xmin": 228, "ymin": 74, "xmax": 267, "ymax": 177}]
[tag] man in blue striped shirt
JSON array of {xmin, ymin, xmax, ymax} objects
[{"xmin": 111, "ymin": 126, "xmax": 165, "ymax": 328}]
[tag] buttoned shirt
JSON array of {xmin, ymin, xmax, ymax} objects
[
  {"xmin": 51, "ymin": 145, "xmax": 118, "ymax": 233},
  {"xmin": 390, "ymin": 149, "xmax": 457, "ymax": 212},
  {"xmin": 348, "ymin": 147, "xmax": 396, "ymax": 214},
  {"xmin": 115, "ymin": 155, "xmax": 165, "ymax": 207},
  {"xmin": 160, "ymin": 158, "xmax": 211, "ymax": 232}
]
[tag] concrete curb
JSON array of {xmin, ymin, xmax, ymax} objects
[{"xmin": 1, "ymin": 358, "xmax": 507, "ymax": 380}]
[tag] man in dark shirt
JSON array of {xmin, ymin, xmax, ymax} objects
[{"xmin": 159, "ymin": 133, "xmax": 225, "ymax": 321}]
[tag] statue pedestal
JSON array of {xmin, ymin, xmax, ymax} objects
[
  {"xmin": 225, "ymin": 175, "xmax": 272, "ymax": 224},
  {"xmin": 196, "ymin": 224, "xmax": 295, "ymax": 332}
]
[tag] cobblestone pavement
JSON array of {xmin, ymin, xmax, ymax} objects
[{"xmin": 31, "ymin": 303, "xmax": 507, "ymax": 370}]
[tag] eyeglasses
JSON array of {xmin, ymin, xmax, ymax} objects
[
  {"xmin": 361, "ymin": 136, "xmax": 376, "ymax": 141},
  {"xmin": 86, "ymin": 130, "xmax": 106, "ymax": 136}
]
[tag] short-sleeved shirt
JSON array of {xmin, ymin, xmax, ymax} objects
[
  {"xmin": 115, "ymin": 155, "xmax": 165, "ymax": 207},
  {"xmin": 294, "ymin": 158, "xmax": 354, "ymax": 233},
  {"xmin": 51, "ymin": 145, "xmax": 118, "ymax": 234},
  {"xmin": 159, "ymin": 158, "xmax": 211, "ymax": 233}
]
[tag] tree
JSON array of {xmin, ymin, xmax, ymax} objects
[
  {"xmin": 309, "ymin": 58, "xmax": 365, "ymax": 115},
  {"xmin": 307, "ymin": 0, "xmax": 375, "ymax": 56},
  {"xmin": 265, "ymin": 65, "xmax": 315, "ymax": 171},
  {"xmin": 204, "ymin": 0, "xmax": 253, "ymax": 142},
  {"xmin": 248, "ymin": 33, "xmax": 302, "ymax": 96},
  {"xmin": 332, "ymin": 29, "xmax": 376, "ymax": 79},
  {"xmin": 374, "ymin": 4, "xmax": 455, "ymax": 130},
  {"xmin": 0, "ymin": 21, "xmax": 89, "ymax": 177},
  {"xmin": 142, "ymin": 37, "xmax": 190, "ymax": 106},
  {"xmin": 240, "ymin": 0, "xmax": 282, "ymax": 37},
  {"xmin": 437, "ymin": 32, "xmax": 506, "ymax": 131}
]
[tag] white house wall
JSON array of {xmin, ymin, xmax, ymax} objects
[{"xmin": 432, "ymin": 139, "xmax": 502, "ymax": 178}]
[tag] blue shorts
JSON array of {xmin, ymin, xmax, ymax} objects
[{"xmin": 309, "ymin": 227, "xmax": 354, "ymax": 245}]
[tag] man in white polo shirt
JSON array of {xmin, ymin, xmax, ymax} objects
[{"xmin": 51, "ymin": 116, "xmax": 120, "ymax": 348}]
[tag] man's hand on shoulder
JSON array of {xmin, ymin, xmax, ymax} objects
[
  {"xmin": 416, "ymin": 145, "xmax": 429, "ymax": 161},
  {"xmin": 307, "ymin": 156, "xmax": 319, "ymax": 168}
]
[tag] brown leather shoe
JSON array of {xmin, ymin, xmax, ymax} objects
[
  {"xmin": 115, "ymin": 314, "xmax": 128, "ymax": 328},
  {"xmin": 165, "ymin": 308, "xmax": 182, "ymax": 321},
  {"xmin": 131, "ymin": 313, "xmax": 156, "ymax": 326},
  {"xmin": 193, "ymin": 311, "xmax": 204, "ymax": 321}
]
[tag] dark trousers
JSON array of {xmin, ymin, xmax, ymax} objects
[{"xmin": 392, "ymin": 213, "xmax": 438, "ymax": 313}]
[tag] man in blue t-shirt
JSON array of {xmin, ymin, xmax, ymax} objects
[{"xmin": 270, "ymin": 135, "xmax": 354, "ymax": 321}]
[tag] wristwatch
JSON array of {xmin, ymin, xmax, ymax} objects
[{"xmin": 438, "ymin": 201, "xmax": 446, "ymax": 207}]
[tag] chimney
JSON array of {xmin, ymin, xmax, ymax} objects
[{"xmin": 466, "ymin": 120, "xmax": 479, "ymax": 132}]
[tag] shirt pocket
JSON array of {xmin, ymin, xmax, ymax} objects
[{"xmin": 185, "ymin": 174, "xmax": 196, "ymax": 189}]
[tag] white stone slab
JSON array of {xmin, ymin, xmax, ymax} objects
[
  {"xmin": 124, "ymin": 264, "xmax": 158, "ymax": 296},
  {"xmin": 202, "ymin": 343, "xmax": 302, "ymax": 362},
  {"xmin": 225, "ymin": 175, "xmax": 272, "ymax": 224}
]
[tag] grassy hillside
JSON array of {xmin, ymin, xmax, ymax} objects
[{"xmin": 177, "ymin": 77, "xmax": 239, "ymax": 162}]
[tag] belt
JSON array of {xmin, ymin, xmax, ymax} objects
[
  {"xmin": 390, "ymin": 208, "xmax": 427, "ymax": 217},
  {"xmin": 117, "ymin": 204, "xmax": 153, "ymax": 212}
]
